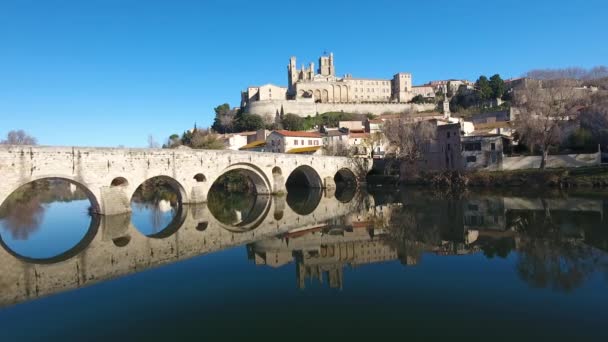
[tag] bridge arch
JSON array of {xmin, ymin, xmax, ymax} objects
[
  {"xmin": 1, "ymin": 175, "xmax": 101, "ymax": 215},
  {"xmin": 334, "ymin": 168, "xmax": 358, "ymax": 186},
  {"xmin": 110, "ymin": 177, "xmax": 129, "ymax": 187},
  {"xmin": 286, "ymin": 165, "xmax": 323, "ymax": 189},
  {"xmin": 128, "ymin": 175, "xmax": 188, "ymax": 204},
  {"xmin": 218, "ymin": 163, "xmax": 272, "ymax": 194}
]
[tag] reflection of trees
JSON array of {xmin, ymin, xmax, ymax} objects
[
  {"xmin": 481, "ymin": 238, "xmax": 515, "ymax": 259},
  {"xmin": 0, "ymin": 180, "xmax": 89, "ymax": 240},
  {"xmin": 131, "ymin": 179, "xmax": 179, "ymax": 232},
  {"xmin": 384, "ymin": 205, "xmax": 441, "ymax": 265},
  {"xmin": 207, "ymin": 188, "xmax": 256, "ymax": 225},
  {"xmin": 509, "ymin": 205, "xmax": 606, "ymax": 292}
]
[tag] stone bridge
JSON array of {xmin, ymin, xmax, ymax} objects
[
  {"xmin": 0, "ymin": 145, "xmax": 365, "ymax": 215},
  {"xmin": 0, "ymin": 193, "xmax": 374, "ymax": 308}
]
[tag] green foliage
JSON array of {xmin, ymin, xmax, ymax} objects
[
  {"xmin": 476, "ymin": 75, "xmax": 493, "ymax": 100},
  {"xmin": 211, "ymin": 103, "xmax": 235, "ymax": 134},
  {"xmin": 235, "ymin": 113, "xmax": 264, "ymax": 132},
  {"xmin": 564, "ymin": 128, "xmax": 597, "ymax": 152},
  {"xmin": 410, "ymin": 95, "xmax": 425, "ymax": 104},
  {"xmin": 489, "ymin": 74, "xmax": 505, "ymax": 99},
  {"xmin": 282, "ymin": 113, "xmax": 306, "ymax": 131}
]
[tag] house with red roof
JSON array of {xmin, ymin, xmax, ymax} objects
[{"xmin": 266, "ymin": 130, "xmax": 323, "ymax": 154}]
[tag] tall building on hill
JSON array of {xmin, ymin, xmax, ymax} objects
[{"xmin": 240, "ymin": 53, "xmax": 436, "ymax": 118}]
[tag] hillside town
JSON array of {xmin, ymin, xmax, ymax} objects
[{"xmin": 164, "ymin": 53, "xmax": 608, "ymax": 178}]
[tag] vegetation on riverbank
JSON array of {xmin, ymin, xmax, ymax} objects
[{"xmin": 371, "ymin": 166, "xmax": 608, "ymax": 189}]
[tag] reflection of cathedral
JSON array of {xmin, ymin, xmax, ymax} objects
[{"xmin": 248, "ymin": 220, "xmax": 398, "ymax": 289}]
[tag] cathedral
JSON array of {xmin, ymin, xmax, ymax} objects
[{"xmin": 242, "ymin": 53, "xmax": 416, "ymax": 107}]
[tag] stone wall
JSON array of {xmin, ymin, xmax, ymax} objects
[
  {"xmin": 501, "ymin": 152, "xmax": 601, "ymax": 170},
  {"xmin": 245, "ymin": 99, "xmax": 435, "ymax": 117}
]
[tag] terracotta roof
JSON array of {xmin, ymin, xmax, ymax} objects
[
  {"xmin": 286, "ymin": 146, "xmax": 322, "ymax": 154},
  {"xmin": 350, "ymin": 132, "xmax": 370, "ymax": 139},
  {"xmin": 273, "ymin": 130, "xmax": 321, "ymax": 138}
]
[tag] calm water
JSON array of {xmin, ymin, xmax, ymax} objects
[{"xmin": 1, "ymin": 180, "xmax": 608, "ymax": 341}]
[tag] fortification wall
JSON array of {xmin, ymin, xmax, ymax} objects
[{"xmin": 245, "ymin": 99, "xmax": 435, "ymax": 117}]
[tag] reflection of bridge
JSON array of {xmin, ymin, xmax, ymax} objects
[
  {"xmin": 0, "ymin": 193, "xmax": 369, "ymax": 308},
  {"xmin": 0, "ymin": 146, "xmax": 363, "ymax": 215}
]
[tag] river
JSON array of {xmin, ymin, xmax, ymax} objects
[{"xmin": 0, "ymin": 179, "xmax": 607, "ymax": 341}]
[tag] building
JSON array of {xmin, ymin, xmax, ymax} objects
[
  {"xmin": 220, "ymin": 130, "xmax": 269, "ymax": 150},
  {"xmin": 266, "ymin": 130, "xmax": 323, "ymax": 154},
  {"xmin": 282, "ymin": 53, "xmax": 414, "ymax": 104},
  {"xmin": 397, "ymin": 120, "xmax": 463, "ymax": 175},
  {"xmin": 461, "ymin": 134, "xmax": 504, "ymax": 170},
  {"xmin": 241, "ymin": 53, "xmax": 438, "ymax": 117},
  {"xmin": 411, "ymin": 85, "xmax": 435, "ymax": 99}
]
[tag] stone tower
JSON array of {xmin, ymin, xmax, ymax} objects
[
  {"xmin": 287, "ymin": 56, "xmax": 298, "ymax": 94},
  {"xmin": 318, "ymin": 52, "xmax": 335, "ymax": 77}
]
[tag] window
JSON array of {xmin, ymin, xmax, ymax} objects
[
  {"xmin": 308, "ymin": 140, "xmax": 312, "ymax": 145},
  {"xmin": 447, "ymin": 132, "xmax": 451, "ymax": 138},
  {"xmin": 301, "ymin": 139, "xmax": 304, "ymax": 145},
  {"xmin": 447, "ymin": 143, "xmax": 451, "ymax": 151},
  {"xmin": 466, "ymin": 156, "xmax": 477, "ymax": 163},
  {"xmin": 491, "ymin": 143, "xmax": 496, "ymax": 151},
  {"xmin": 294, "ymin": 139, "xmax": 298, "ymax": 145},
  {"xmin": 464, "ymin": 142, "xmax": 482, "ymax": 151}
]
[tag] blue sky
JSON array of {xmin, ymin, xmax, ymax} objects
[{"xmin": 1, "ymin": 0, "xmax": 606, "ymax": 147}]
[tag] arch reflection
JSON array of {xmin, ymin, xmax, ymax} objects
[
  {"xmin": 0, "ymin": 179, "xmax": 100, "ymax": 264},
  {"xmin": 130, "ymin": 176, "xmax": 185, "ymax": 238},
  {"xmin": 207, "ymin": 187, "xmax": 271, "ymax": 232},
  {"xmin": 286, "ymin": 187, "xmax": 323, "ymax": 216}
]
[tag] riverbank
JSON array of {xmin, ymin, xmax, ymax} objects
[{"xmin": 369, "ymin": 166, "xmax": 608, "ymax": 189}]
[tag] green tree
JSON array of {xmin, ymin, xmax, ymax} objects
[
  {"xmin": 282, "ymin": 113, "xmax": 306, "ymax": 131},
  {"xmin": 211, "ymin": 103, "xmax": 236, "ymax": 134},
  {"xmin": 476, "ymin": 75, "xmax": 493, "ymax": 100},
  {"xmin": 410, "ymin": 95, "xmax": 425, "ymax": 104},
  {"xmin": 235, "ymin": 113, "xmax": 265, "ymax": 132},
  {"xmin": 489, "ymin": 74, "xmax": 506, "ymax": 99}
]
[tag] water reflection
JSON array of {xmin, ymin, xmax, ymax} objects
[
  {"xmin": 250, "ymin": 188, "xmax": 608, "ymax": 292},
  {"xmin": 207, "ymin": 188, "xmax": 271, "ymax": 232},
  {"xmin": 130, "ymin": 177, "xmax": 182, "ymax": 237},
  {"xmin": 0, "ymin": 179, "xmax": 97, "ymax": 262},
  {"xmin": 286, "ymin": 187, "xmax": 322, "ymax": 215},
  {"xmin": 1, "ymin": 184, "xmax": 608, "ymax": 312}
]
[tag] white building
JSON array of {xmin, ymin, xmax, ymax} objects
[{"xmin": 266, "ymin": 130, "xmax": 323, "ymax": 154}]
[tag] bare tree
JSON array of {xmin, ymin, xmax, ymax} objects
[
  {"xmin": 323, "ymin": 140, "xmax": 350, "ymax": 156},
  {"xmin": 1, "ymin": 130, "xmax": 37, "ymax": 145},
  {"xmin": 514, "ymin": 80, "xmax": 581, "ymax": 169},
  {"xmin": 580, "ymin": 92, "xmax": 608, "ymax": 148},
  {"xmin": 525, "ymin": 66, "xmax": 608, "ymax": 81},
  {"xmin": 190, "ymin": 128, "xmax": 225, "ymax": 150},
  {"xmin": 382, "ymin": 113, "xmax": 436, "ymax": 164},
  {"xmin": 147, "ymin": 135, "xmax": 160, "ymax": 149}
]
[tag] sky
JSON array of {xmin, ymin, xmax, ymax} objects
[{"xmin": 1, "ymin": 0, "xmax": 607, "ymax": 147}]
